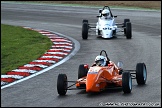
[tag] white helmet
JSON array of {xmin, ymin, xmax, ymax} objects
[
  {"xmin": 95, "ymin": 55, "xmax": 106, "ymax": 66},
  {"xmin": 102, "ymin": 9, "xmax": 111, "ymax": 19}
]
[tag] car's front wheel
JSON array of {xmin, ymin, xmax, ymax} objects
[
  {"xmin": 123, "ymin": 19, "xmax": 130, "ymax": 34},
  {"xmin": 57, "ymin": 74, "xmax": 68, "ymax": 95},
  {"xmin": 82, "ymin": 22, "xmax": 89, "ymax": 39},
  {"xmin": 122, "ymin": 71, "xmax": 132, "ymax": 93},
  {"xmin": 136, "ymin": 63, "xmax": 147, "ymax": 85},
  {"xmin": 126, "ymin": 22, "xmax": 132, "ymax": 39},
  {"xmin": 82, "ymin": 19, "xmax": 88, "ymax": 24}
]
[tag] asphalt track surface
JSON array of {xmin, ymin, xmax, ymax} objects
[{"xmin": 1, "ymin": 2, "xmax": 161, "ymax": 107}]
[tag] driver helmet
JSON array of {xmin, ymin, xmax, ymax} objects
[
  {"xmin": 95, "ymin": 55, "xmax": 106, "ymax": 66},
  {"xmin": 102, "ymin": 9, "xmax": 111, "ymax": 19}
]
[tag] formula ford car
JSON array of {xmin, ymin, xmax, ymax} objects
[
  {"xmin": 57, "ymin": 50, "xmax": 147, "ymax": 95},
  {"xmin": 82, "ymin": 6, "xmax": 132, "ymax": 39}
]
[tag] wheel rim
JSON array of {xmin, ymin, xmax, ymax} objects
[
  {"xmin": 129, "ymin": 76, "xmax": 132, "ymax": 90},
  {"xmin": 64, "ymin": 76, "xmax": 67, "ymax": 92},
  {"xmin": 143, "ymin": 66, "xmax": 147, "ymax": 81}
]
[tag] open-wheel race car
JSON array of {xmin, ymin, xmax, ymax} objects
[
  {"xmin": 82, "ymin": 6, "xmax": 132, "ymax": 39},
  {"xmin": 57, "ymin": 50, "xmax": 147, "ymax": 95}
]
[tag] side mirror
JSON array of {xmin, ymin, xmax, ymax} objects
[{"xmin": 117, "ymin": 61, "xmax": 123, "ymax": 69}]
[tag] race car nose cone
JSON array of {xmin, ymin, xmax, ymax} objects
[
  {"xmin": 86, "ymin": 74, "xmax": 99, "ymax": 92},
  {"xmin": 102, "ymin": 29, "xmax": 112, "ymax": 38}
]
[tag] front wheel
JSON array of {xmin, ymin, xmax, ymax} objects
[
  {"xmin": 82, "ymin": 22, "xmax": 89, "ymax": 39},
  {"xmin": 122, "ymin": 72, "xmax": 132, "ymax": 93},
  {"xmin": 124, "ymin": 19, "xmax": 130, "ymax": 34},
  {"xmin": 126, "ymin": 22, "xmax": 132, "ymax": 39},
  {"xmin": 136, "ymin": 63, "xmax": 147, "ymax": 85},
  {"xmin": 82, "ymin": 19, "xmax": 88, "ymax": 24},
  {"xmin": 57, "ymin": 74, "xmax": 68, "ymax": 95}
]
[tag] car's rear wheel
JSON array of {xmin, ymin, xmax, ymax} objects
[
  {"xmin": 82, "ymin": 22, "xmax": 89, "ymax": 39},
  {"xmin": 57, "ymin": 74, "xmax": 68, "ymax": 95},
  {"xmin": 136, "ymin": 63, "xmax": 147, "ymax": 85},
  {"xmin": 122, "ymin": 72, "xmax": 132, "ymax": 93},
  {"xmin": 126, "ymin": 22, "xmax": 132, "ymax": 39},
  {"xmin": 78, "ymin": 64, "xmax": 88, "ymax": 79}
]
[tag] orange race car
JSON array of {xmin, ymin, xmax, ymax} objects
[{"xmin": 57, "ymin": 50, "xmax": 147, "ymax": 95}]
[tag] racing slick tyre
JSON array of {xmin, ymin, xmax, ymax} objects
[
  {"xmin": 136, "ymin": 63, "xmax": 147, "ymax": 85},
  {"xmin": 78, "ymin": 64, "xmax": 88, "ymax": 79},
  {"xmin": 124, "ymin": 19, "xmax": 130, "ymax": 34},
  {"xmin": 126, "ymin": 22, "xmax": 132, "ymax": 39},
  {"xmin": 98, "ymin": 29, "xmax": 101, "ymax": 35},
  {"xmin": 122, "ymin": 72, "xmax": 132, "ymax": 93},
  {"xmin": 57, "ymin": 74, "xmax": 68, "ymax": 95},
  {"xmin": 82, "ymin": 19, "xmax": 88, "ymax": 24},
  {"xmin": 82, "ymin": 22, "xmax": 89, "ymax": 39}
]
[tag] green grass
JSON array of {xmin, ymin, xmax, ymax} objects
[{"xmin": 1, "ymin": 24, "xmax": 53, "ymax": 75}]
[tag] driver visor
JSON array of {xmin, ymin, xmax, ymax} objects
[
  {"xmin": 95, "ymin": 59, "xmax": 104, "ymax": 66},
  {"xmin": 103, "ymin": 13, "xmax": 109, "ymax": 16}
]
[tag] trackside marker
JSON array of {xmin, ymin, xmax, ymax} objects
[
  {"xmin": 41, "ymin": 56, "xmax": 63, "ymax": 59},
  {"xmin": 12, "ymin": 69, "xmax": 37, "ymax": 74},
  {"xmin": 33, "ymin": 60, "xmax": 56, "ymax": 63},
  {"xmin": 46, "ymin": 52, "xmax": 68, "ymax": 55},
  {"xmin": 1, "ymin": 75, "xmax": 24, "ymax": 79},
  {"xmin": 24, "ymin": 64, "xmax": 48, "ymax": 68},
  {"xmin": 47, "ymin": 49, "xmax": 71, "ymax": 52},
  {"xmin": 1, "ymin": 27, "xmax": 77, "ymax": 89},
  {"xmin": 7, "ymin": 72, "xmax": 30, "ymax": 77}
]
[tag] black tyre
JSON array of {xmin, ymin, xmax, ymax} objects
[
  {"xmin": 98, "ymin": 29, "xmax": 101, "ymax": 35},
  {"xmin": 82, "ymin": 22, "xmax": 89, "ymax": 39},
  {"xmin": 126, "ymin": 22, "xmax": 132, "ymax": 39},
  {"xmin": 122, "ymin": 72, "xmax": 132, "ymax": 93},
  {"xmin": 124, "ymin": 19, "xmax": 130, "ymax": 27},
  {"xmin": 99, "ymin": 9, "xmax": 102, "ymax": 13},
  {"xmin": 78, "ymin": 64, "xmax": 88, "ymax": 79},
  {"xmin": 124, "ymin": 19, "xmax": 130, "ymax": 34},
  {"xmin": 57, "ymin": 74, "xmax": 68, "ymax": 95},
  {"xmin": 82, "ymin": 19, "xmax": 88, "ymax": 24},
  {"xmin": 136, "ymin": 63, "xmax": 147, "ymax": 85}
]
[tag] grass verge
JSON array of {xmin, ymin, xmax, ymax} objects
[{"xmin": 1, "ymin": 24, "xmax": 53, "ymax": 75}]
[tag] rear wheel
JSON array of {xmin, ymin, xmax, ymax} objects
[
  {"xmin": 136, "ymin": 63, "xmax": 147, "ymax": 85},
  {"xmin": 78, "ymin": 64, "xmax": 88, "ymax": 79},
  {"xmin": 57, "ymin": 74, "xmax": 68, "ymax": 95},
  {"xmin": 122, "ymin": 72, "xmax": 132, "ymax": 93},
  {"xmin": 82, "ymin": 22, "xmax": 89, "ymax": 39},
  {"xmin": 126, "ymin": 22, "xmax": 132, "ymax": 39}
]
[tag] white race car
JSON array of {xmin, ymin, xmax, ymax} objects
[{"xmin": 82, "ymin": 6, "xmax": 132, "ymax": 39}]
